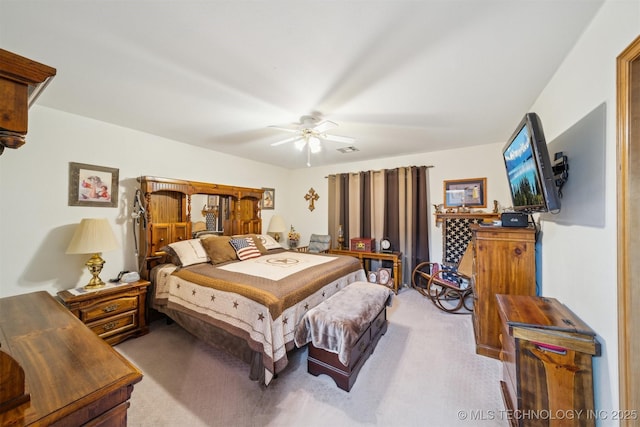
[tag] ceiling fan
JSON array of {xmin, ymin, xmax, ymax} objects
[{"xmin": 269, "ymin": 115, "xmax": 355, "ymax": 166}]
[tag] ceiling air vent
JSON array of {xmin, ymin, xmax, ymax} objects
[{"xmin": 337, "ymin": 146, "xmax": 359, "ymax": 154}]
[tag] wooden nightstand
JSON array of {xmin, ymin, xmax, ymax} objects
[{"xmin": 57, "ymin": 280, "xmax": 151, "ymax": 345}]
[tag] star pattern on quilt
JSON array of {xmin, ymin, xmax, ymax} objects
[
  {"xmin": 233, "ymin": 301, "xmax": 239, "ymax": 309},
  {"xmin": 192, "ymin": 289, "xmax": 196, "ymax": 296},
  {"xmin": 304, "ymin": 302, "xmax": 309, "ymax": 310},
  {"xmin": 283, "ymin": 317, "xmax": 288, "ymax": 325},
  {"xmin": 258, "ymin": 313, "xmax": 264, "ymax": 322},
  {"xmin": 443, "ymin": 217, "xmax": 484, "ymax": 267},
  {"xmin": 210, "ymin": 294, "xmax": 215, "ymax": 302}
]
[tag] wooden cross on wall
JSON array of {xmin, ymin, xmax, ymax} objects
[{"xmin": 304, "ymin": 187, "xmax": 319, "ymax": 211}]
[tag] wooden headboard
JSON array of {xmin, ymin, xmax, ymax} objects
[{"xmin": 137, "ymin": 176, "xmax": 264, "ymax": 274}]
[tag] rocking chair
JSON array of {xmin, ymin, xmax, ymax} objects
[{"xmin": 411, "ymin": 243, "xmax": 474, "ymax": 313}]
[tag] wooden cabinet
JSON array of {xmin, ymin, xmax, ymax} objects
[
  {"xmin": 470, "ymin": 225, "xmax": 536, "ymax": 359},
  {"xmin": 150, "ymin": 222, "xmax": 190, "ymax": 254},
  {"xmin": 138, "ymin": 176, "xmax": 264, "ymax": 274},
  {"xmin": 0, "ymin": 49, "xmax": 56, "ymax": 154},
  {"xmin": 57, "ymin": 280, "xmax": 151, "ymax": 346},
  {"xmin": 0, "ymin": 291, "xmax": 142, "ymax": 426},
  {"xmin": 497, "ymin": 294, "xmax": 600, "ymax": 427}
]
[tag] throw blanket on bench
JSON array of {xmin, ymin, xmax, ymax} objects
[{"xmin": 294, "ymin": 282, "xmax": 393, "ymax": 365}]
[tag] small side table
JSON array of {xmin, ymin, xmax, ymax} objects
[
  {"xmin": 328, "ymin": 249, "xmax": 402, "ymax": 294},
  {"xmin": 57, "ymin": 280, "xmax": 151, "ymax": 345}
]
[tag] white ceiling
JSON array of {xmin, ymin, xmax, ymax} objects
[{"xmin": 1, "ymin": 1, "xmax": 603, "ymax": 169}]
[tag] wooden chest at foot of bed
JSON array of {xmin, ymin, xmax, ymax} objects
[{"xmin": 307, "ymin": 305, "xmax": 388, "ymax": 391}]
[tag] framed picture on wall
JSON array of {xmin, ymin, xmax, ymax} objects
[
  {"xmin": 443, "ymin": 177, "xmax": 487, "ymax": 208},
  {"xmin": 262, "ymin": 188, "xmax": 275, "ymax": 210},
  {"xmin": 68, "ymin": 162, "xmax": 119, "ymax": 208}
]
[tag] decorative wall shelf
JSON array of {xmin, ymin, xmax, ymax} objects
[{"xmin": 434, "ymin": 212, "xmax": 500, "ymax": 226}]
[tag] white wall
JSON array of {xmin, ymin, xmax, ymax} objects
[
  {"xmin": 0, "ymin": 106, "xmax": 291, "ymax": 297},
  {"xmin": 285, "ymin": 143, "xmax": 510, "ymax": 267},
  {"xmin": 529, "ymin": 1, "xmax": 638, "ymax": 423}
]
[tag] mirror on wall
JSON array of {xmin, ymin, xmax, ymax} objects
[{"xmin": 191, "ymin": 194, "xmax": 231, "ymax": 236}]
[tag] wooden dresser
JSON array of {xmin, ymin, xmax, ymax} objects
[
  {"xmin": 0, "ymin": 291, "xmax": 142, "ymax": 426},
  {"xmin": 497, "ymin": 294, "xmax": 600, "ymax": 427},
  {"xmin": 470, "ymin": 225, "xmax": 536, "ymax": 358}
]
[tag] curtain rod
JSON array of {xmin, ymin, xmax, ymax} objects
[{"xmin": 325, "ymin": 165, "xmax": 434, "ymax": 178}]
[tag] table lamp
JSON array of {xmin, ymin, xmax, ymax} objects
[
  {"xmin": 66, "ymin": 218, "xmax": 119, "ymax": 289},
  {"xmin": 267, "ymin": 215, "xmax": 286, "ymax": 242}
]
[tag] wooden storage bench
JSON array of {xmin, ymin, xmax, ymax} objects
[{"xmin": 294, "ymin": 281, "xmax": 392, "ymax": 391}]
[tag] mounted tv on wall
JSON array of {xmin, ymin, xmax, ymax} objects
[{"xmin": 502, "ymin": 113, "xmax": 560, "ymax": 213}]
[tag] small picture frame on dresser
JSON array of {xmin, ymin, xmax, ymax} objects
[
  {"xmin": 377, "ymin": 268, "xmax": 392, "ymax": 286},
  {"xmin": 368, "ymin": 271, "xmax": 378, "ymax": 283}
]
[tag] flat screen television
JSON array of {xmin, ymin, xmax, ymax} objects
[{"xmin": 502, "ymin": 113, "xmax": 560, "ymax": 213}]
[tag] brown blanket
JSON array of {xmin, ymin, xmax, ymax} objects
[
  {"xmin": 173, "ymin": 252, "xmax": 362, "ymax": 320},
  {"xmin": 294, "ymin": 281, "xmax": 393, "ymax": 366}
]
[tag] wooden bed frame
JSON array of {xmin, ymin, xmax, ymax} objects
[
  {"xmin": 138, "ymin": 176, "xmax": 368, "ymax": 385},
  {"xmin": 137, "ymin": 175, "xmax": 264, "ymax": 277}
]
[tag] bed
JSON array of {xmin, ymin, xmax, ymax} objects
[{"xmin": 149, "ymin": 234, "xmax": 366, "ymax": 385}]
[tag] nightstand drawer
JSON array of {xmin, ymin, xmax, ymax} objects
[
  {"xmin": 88, "ymin": 310, "xmax": 137, "ymax": 339},
  {"xmin": 80, "ymin": 296, "xmax": 138, "ymax": 322}
]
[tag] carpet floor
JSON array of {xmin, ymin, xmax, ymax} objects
[{"xmin": 116, "ymin": 287, "xmax": 508, "ymax": 427}]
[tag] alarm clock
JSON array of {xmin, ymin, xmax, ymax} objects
[{"xmin": 380, "ymin": 238, "xmax": 392, "ymax": 253}]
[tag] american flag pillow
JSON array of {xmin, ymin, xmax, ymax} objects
[{"xmin": 229, "ymin": 237, "xmax": 262, "ymax": 260}]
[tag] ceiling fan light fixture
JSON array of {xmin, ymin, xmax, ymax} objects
[
  {"xmin": 309, "ymin": 136, "xmax": 321, "ymax": 153},
  {"xmin": 294, "ymin": 139, "xmax": 306, "ymax": 151}
]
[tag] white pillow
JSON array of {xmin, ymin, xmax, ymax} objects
[
  {"xmin": 168, "ymin": 239, "xmax": 209, "ymax": 266},
  {"xmin": 257, "ymin": 234, "xmax": 283, "ymax": 250}
]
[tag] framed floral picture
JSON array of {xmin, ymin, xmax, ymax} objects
[
  {"xmin": 262, "ymin": 188, "xmax": 275, "ymax": 210},
  {"xmin": 68, "ymin": 162, "xmax": 119, "ymax": 207},
  {"xmin": 443, "ymin": 177, "xmax": 487, "ymax": 208}
]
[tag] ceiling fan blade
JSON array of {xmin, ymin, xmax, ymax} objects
[
  {"xmin": 313, "ymin": 120, "xmax": 338, "ymax": 133},
  {"xmin": 271, "ymin": 135, "xmax": 304, "ymax": 146},
  {"xmin": 321, "ymin": 133, "xmax": 356, "ymax": 144},
  {"xmin": 268, "ymin": 125, "xmax": 299, "ymax": 134}
]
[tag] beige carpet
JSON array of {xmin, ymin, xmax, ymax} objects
[{"xmin": 116, "ymin": 288, "xmax": 508, "ymax": 427}]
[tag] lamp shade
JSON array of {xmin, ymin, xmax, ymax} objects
[
  {"xmin": 66, "ymin": 218, "xmax": 119, "ymax": 254},
  {"xmin": 267, "ymin": 215, "xmax": 286, "ymax": 233}
]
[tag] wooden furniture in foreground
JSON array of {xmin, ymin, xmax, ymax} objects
[
  {"xmin": 0, "ymin": 291, "xmax": 142, "ymax": 426},
  {"xmin": 0, "ymin": 49, "xmax": 56, "ymax": 155},
  {"xmin": 497, "ymin": 294, "xmax": 600, "ymax": 427},
  {"xmin": 57, "ymin": 280, "xmax": 151, "ymax": 346},
  {"xmin": 138, "ymin": 176, "xmax": 264, "ymax": 276},
  {"xmin": 470, "ymin": 224, "xmax": 536, "ymax": 359},
  {"xmin": 328, "ymin": 249, "xmax": 402, "ymax": 294}
]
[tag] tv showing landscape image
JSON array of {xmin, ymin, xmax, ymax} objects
[{"xmin": 503, "ymin": 125, "xmax": 544, "ymax": 208}]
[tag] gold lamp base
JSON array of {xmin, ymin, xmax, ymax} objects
[{"xmin": 84, "ymin": 253, "xmax": 107, "ymax": 289}]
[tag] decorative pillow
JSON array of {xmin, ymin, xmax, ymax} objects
[
  {"xmin": 200, "ymin": 235, "xmax": 238, "ymax": 264},
  {"xmin": 232, "ymin": 234, "xmax": 267, "ymax": 254},
  {"xmin": 159, "ymin": 245, "xmax": 181, "ymax": 266},
  {"xmin": 168, "ymin": 239, "xmax": 209, "ymax": 267},
  {"xmin": 229, "ymin": 237, "xmax": 262, "ymax": 261},
  {"xmin": 193, "ymin": 230, "xmax": 220, "ymax": 239},
  {"xmin": 257, "ymin": 234, "xmax": 283, "ymax": 251}
]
